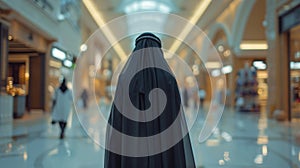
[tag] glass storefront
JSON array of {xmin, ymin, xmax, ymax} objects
[
  {"xmin": 289, "ymin": 25, "xmax": 300, "ymax": 120},
  {"xmin": 279, "ymin": 3, "xmax": 300, "ymax": 121}
]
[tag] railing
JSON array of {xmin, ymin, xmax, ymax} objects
[
  {"xmin": 30, "ymin": 0, "xmax": 80, "ymax": 30},
  {"xmin": 32, "ymin": 0, "xmax": 54, "ymax": 13}
]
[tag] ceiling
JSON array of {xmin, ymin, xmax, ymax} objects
[
  {"xmin": 8, "ymin": 39, "xmax": 38, "ymax": 55},
  {"xmin": 82, "ymin": 0, "xmax": 234, "ymax": 61},
  {"xmin": 92, "ymin": 0, "xmax": 202, "ymax": 22}
]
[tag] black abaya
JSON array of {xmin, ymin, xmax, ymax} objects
[{"xmin": 104, "ymin": 33, "xmax": 196, "ymax": 168}]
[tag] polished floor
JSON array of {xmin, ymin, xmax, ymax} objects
[{"xmin": 1, "ymin": 103, "xmax": 300, "ymax": 168}]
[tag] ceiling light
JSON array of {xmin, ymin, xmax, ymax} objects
[
  {"xmin": 80, "ymin": 44, "xmax": 87, "ymax": 52},
  {"xmin": 253, "ymin": 61, "xmax": 267, "ymax": 70},
  {"xmin": 8, "ymin": 35, "xmax": 13, "ymax": 41},
  {"xmin": 51, "ymin": 47, "xmax": 66, "ymax": 60},
  {"xmin": 140, "ymin": 1, "xmax": 156, "ymax": 10},
  {"xmin": 125, "ymin": 2, "xmax": 139, "ymax": 13},
  {"xmin": 295, "ymin": 51, "xmax": 300, "ymax": 59},
  {"xmin": 221, "ymin": 65, "xmax": 232, "ymax": 74},
  {"xmin": 211, "ymin": 69, "xmax": 221, "ymax": 77},
  {"xmin": 223, "ymin": 50, "xmax": 231, "ymax": 57},
  {"xmin": 63, "ymin": 60, "xmax": 73, "ymax": 68},
  {"xmin": 124, "ymin": 1, "xmax": 171, "ymax": 13},
  {"xmin": 159, "ymin": 4, "xmax": 171, "ymax": 13},
  {"xmin": 218, "ymin": 45, "xmax": 224, "ymax": 52},
  {"xmin": 240, "ymin": 41, "xmax": 268, "ymax": 50},
  {"xmin": 57, "ymin": 14, "xmax": 65, "ymax": 21},
  {"xmin": 291, "ymin": 62, "xmax": 300, "ymax": 69}
]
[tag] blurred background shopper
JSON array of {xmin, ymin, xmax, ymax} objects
[
  {"xmin": 80, "ymin": 88, "xmax": 89, "ymax": 109},
  {"xmin": 198, "ymin": 89, "xmax": 206, "ymax": 108},
  {"xmin": 51, "ymin": 78, "xmax": 73, "ymax": 139}
]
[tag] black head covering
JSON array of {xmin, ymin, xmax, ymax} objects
[
  {"xmin": 134, "ymin": 32, "xmax": 162, "ymax": 51},
  {"xmin": 59, "ymin": 78, "xmax": 68, "ymax": 93}
]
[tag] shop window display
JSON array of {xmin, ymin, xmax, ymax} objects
[
  {"xmin": 235, "ymin": 63, "xmax": 260, "ymax": 112},
  {"xmin": 289, "ymin": 25, "xmax": 300, "ymax": 119}
]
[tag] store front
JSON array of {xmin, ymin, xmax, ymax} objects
[
  {"xmin": 8, "ymin": 50, "xmax": 47, "ymax": 116},
  {"xmin": 2, "ymin": 19, "xmax": 51, "ymax": 117},
  {"xmin": 7, "ymin": 53, "xmax": 47, "ymax": 115},
  {"xmin": 287, "ymin": 25, "xmax": 300, "ymax": 120},
  {"xmin": 0, "ymin": 20, "xmax": 13, "ymax": 122},
  {"xmin": 279, "ymin": 4, "xmax": 300, "ymax": 121},
  {"xmin": 0, "ymin": 0, "xmax": 81, "ymax": 119}
]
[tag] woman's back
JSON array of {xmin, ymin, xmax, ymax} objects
[{"xmin": 52, "ymin": 88, "xmax": 72, "ymax": 121}]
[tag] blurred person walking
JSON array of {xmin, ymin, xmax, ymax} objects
[
  {"xmin": 51, "ymin": 78, "xmax": 73, "ymax": 139},
  {"xmin": 80, "ymin": 88, "xmax": 89, "ymax": 109},
  {"xmin": 198, "ymin": 89, "xmax": 206, "ymax": 108}
]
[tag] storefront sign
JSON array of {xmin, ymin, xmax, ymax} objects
[
  {"xmin": 63, "ymin": 59, "xmax": 73, "ymax": 68},
  {"xmin": 51, "ymin": 47, "xmax": 66, "ymax": 60}
]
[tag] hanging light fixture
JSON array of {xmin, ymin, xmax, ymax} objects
[
  {"xmin": 120, "ymin": 0, "xmax": 177, "ymax": 36},
  {"xmin": 124, "ymin": 0, "xmax": 172, "ymax": 13}
]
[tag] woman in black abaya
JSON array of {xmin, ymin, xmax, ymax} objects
[{"xmin": 105, "ymin": 33, "xmax": 196, "ymax": 168}]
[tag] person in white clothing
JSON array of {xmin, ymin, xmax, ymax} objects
[
  {"xmin": 198, "ymin": 89, "xmax": 206, "ymax": 108},
  {"xmin": 51, "ymin": 78, "xmax": 73, "ymax": 139}
]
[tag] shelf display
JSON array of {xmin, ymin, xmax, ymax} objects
[{"xmin": 235, "ymin": 63, "xmax": 260, "ymax": 112}]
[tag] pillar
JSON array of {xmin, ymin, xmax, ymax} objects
[
  {"xmin": 265, "ymin": 0, "xmax": 289, "ymax": 119},
  {"xmin": 0, "ymin": 22, "xmax": 9, "ymax": 90}
]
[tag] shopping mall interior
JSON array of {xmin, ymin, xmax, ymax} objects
[{"xmin": 1, "ymin": 0, "xmax": 300, "ymax": 167}]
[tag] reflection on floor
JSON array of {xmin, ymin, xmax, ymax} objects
[{"xmin": 1, "ymin": 103, "xmax": 300, "ymax": 168}]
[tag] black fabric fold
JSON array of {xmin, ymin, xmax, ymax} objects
[{"xmin": 104, "ymin": 33, "xmax": 196, "ymax": 168}]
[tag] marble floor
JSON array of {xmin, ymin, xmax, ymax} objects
[{"xmin": 1, "ymin": 103, "xmax": 300, "ymax": 168}]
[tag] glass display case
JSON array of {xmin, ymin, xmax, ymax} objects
[{"xmin": 6, "ymin": 77, "xmax": 26, "ymax": 118}]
